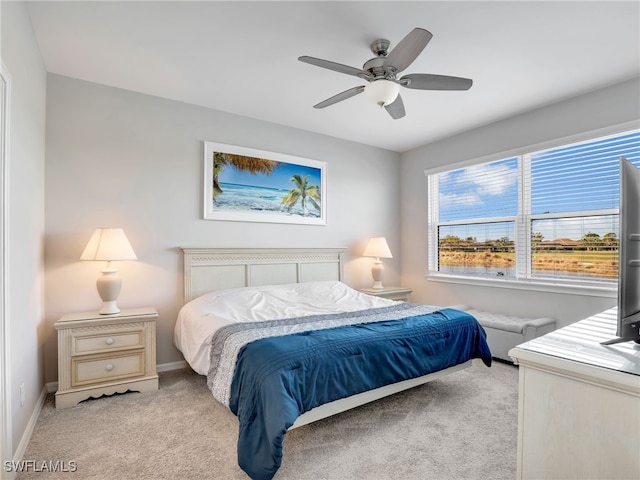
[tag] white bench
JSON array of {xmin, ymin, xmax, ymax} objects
[{"xmin": 452, "ymin": 305, "xmax": 556, "ymax": 362}]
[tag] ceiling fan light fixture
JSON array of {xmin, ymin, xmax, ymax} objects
[{"xmin": 364, "ymin": 80, "xmax": 399, "ymax": 107}]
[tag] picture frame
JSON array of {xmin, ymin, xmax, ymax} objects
[{"xmin": 203, "ymin": 141, "xmax": 327, "ymax": 225}]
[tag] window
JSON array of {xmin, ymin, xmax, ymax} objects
[{"xmin": 427, "ymin": 130, "xmax": 640, "ymax": 287}]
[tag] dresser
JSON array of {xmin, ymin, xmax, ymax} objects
[
  {"xmin": 55, "ymin": 307, "xmax": 159, "ymax": 409},
  {"xmin": 358, "ymin": 286, "xmax": 412, "ymax": 301},
  {"xmin": 509, "ymin": 307, "xmax": 640, "ymax": 479}
]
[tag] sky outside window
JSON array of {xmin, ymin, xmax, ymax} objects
[
  {"xmin": 437, "ymin": 131, "xmax": 640, "ymax": 243},
  {"xmin": 438, "ymin": 157, "xmax": 518, "ymax": 241}
]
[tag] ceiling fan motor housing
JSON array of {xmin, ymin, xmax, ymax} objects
[
  {"xmin": 363, "ymin": 56, "xmax": 393, "ymax": 79},
  {"xmin": 370, "ymin": 38, "xmax": 391, "ymax": 56},
  {"xmin": 364, "ymin": 39, "xmax": 397, "ymax": 79}
]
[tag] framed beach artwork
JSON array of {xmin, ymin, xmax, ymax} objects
[{"xmin": 203, "ymin": 141, "xmax": 327, "ymax": 225}]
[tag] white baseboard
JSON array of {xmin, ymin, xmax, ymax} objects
[
  {"xmin": 157, "ymin": 360, "xmax": 187, "ymax": 372},
  {"xmin": 11, "ymin": 384, "xmax": 48, "ymax": 473}
]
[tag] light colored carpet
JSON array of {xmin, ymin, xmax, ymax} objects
[{"xmin": 17, "ymin": 360, "xmax": 518, "ymax": 480}]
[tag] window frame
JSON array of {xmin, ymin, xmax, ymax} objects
[{"xmin": 425, "ymin": 122, "xmax": 640, "ymax": 298}]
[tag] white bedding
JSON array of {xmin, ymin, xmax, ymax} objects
[{"xmin": 174, "ymin": 280, "xmax": 398, "ymax": 375}]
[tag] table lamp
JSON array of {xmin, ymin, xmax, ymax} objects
[
  {"xmin": 80, "ymin": 228, "xmax": 137, "ymax": 314},
  {"xmin": 362, "ymin": 237, "xmax": 393, "ymax": 289}
]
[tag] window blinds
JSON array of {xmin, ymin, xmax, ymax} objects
[
  {"xmin": 530, "ymin": 131, "xmax": 640, "ymax": 215},
  {"xmin": 428, "ymin": 129, "xmax": 640, "ymax": 285}
]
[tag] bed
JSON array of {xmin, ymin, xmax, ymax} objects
[{"xmin": 175, "ymin": 247, "xmax": 491, "ymax": 480}]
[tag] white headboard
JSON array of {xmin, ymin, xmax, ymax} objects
[{"xmin": 181, "ymin": 247, "xmax": 345, "ymax": 303}]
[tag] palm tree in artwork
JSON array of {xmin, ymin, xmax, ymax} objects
[
  {"xmin": 212, "ymin": 152, "xmax": 280, "ymax": 202},
  {"xmin": 281, "ymin": 174, "xmax": 321, "ymax": 216}
]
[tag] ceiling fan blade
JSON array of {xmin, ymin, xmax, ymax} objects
[
  {"xmin": 385, "ymin": 94, "xmax": 405, "ymax": 119},
  {"xmin": 383, "ymin": 28, "xmax": 433, "ymax": 73},
  {"xmin": 299, "ymin": 56, "xmax": 370, "ymax": 79},
  {"xmin": 313, "ymin": 85, "xmax": 366, "ymax": 109},
  {"xmin": 400, "ymin": 73, "xmax": 473, "ymax": 90}
]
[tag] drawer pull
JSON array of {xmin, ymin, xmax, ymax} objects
[
  {"xmin": 105, "ymin": 364, "xmax": 114, "ymax": 372},
  {"xmin": 105, "ymin": 338, "xmax": 114, "ymax": 345}
]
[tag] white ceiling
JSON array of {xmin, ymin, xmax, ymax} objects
[{"xmin": 26, "ymin": 1, "xmax": 640, "ymax": 153}]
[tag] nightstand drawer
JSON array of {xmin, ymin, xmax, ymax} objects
[
  {"xmin": 72, "ymin": 351, "xmax": 145, "ymax": 386},
  {"xmin": 72, "ymin": 327, "xmax": 144, "ymax": 355}
]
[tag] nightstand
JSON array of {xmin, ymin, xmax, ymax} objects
[
  {"xmin": 358, "ymin": 286, "xmax": 412, "ymax": 302},
  {"xmin": 55, "ymin": 307, "xmax": 158, "ymax": 409}
]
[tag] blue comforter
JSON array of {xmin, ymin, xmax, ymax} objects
[{"xmin": 219, "ymin": 307, "xmax": 491, "ymax": 480}]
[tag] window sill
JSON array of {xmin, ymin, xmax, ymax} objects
[{"xmin": 425, "ymin": 272, "xmax": 616, "ymax": 298}]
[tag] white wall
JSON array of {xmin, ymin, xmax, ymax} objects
[
  {"xmin": 400, "ymin": 78, "xmax": 640, "ymax": 328},
  {"xmin": 1, "ymin": 0, "xmax": 47, "ymax": 462},
  {"xmin": 44, "ymin": 74, "xmax": 401, "ymax": 382}
]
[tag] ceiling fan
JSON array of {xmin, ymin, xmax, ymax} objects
[{"xmin": 299, "ymin": 27, "xmax": 473, "ymax": 120}]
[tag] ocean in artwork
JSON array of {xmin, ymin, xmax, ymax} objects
[{"xmin": 212, "ymin": 182, "xmax": 321, "ymax": 218}]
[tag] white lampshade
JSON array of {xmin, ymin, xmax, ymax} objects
[
  {"xmin": 364, "ymin": 80, "xmax": 399, "ymax": 107},
  {"xmin": 80, "ymin": 228, "xmax": 137, "ymax": 261},
  {"xmin": 363, "ymin": 237, "xmax": 393, "ymax": 289},
  {"xmin": 362, "ymin": 237, "xmax": 393, "ymax": 259},
  {"xmin": 81, "ymin": 228, "xmax": 137, "ymax": 315}
]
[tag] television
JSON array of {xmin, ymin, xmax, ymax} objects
[{"xmin": 602, "ymin": 157, "xmax": 640, "ymax": 345}]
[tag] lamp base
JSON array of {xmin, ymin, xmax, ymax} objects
[
  {"xmin": 96, "ymin": 269, "xmax": 122, "ymax": 315},
  {"xmin": 371, "ymin": 259, "xmax": 385, "ymax": 289},
  {"xmin": 99, "ymin": 301, "xmax": 120, "ymax": 315}
]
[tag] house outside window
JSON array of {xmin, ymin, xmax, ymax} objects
[{"xmin": 427, "ymin": 129, "xmax": 640, "ymax": 289}]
